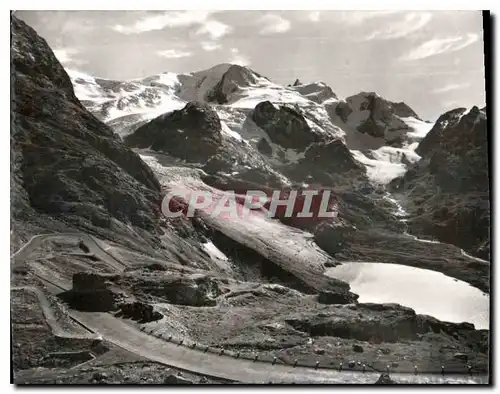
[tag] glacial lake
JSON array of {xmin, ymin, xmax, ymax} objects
[{"xmin": 325, "ymin": 262, "xmax": 489, "ymax": 330}]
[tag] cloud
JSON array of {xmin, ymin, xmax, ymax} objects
[
  {"xmin": 201, "ymin": 41, "xmax": 221, "ymax": 51},
  {"xmin": 308, "ymin": 11, "xmax": 321, "ymax": 22},
  {"xmin": 53, "ymin": 48, "xmax": 85, "ymax": 65},
  {"xmin": 156, "ymin": 49, "xmax": 192, "ymax": 59},
  {"xmin": 259, "ymin": 14, "xmax": 291, "ymax": 35},
  {"xmin": 364, "ymin": 12, "xmax": 432, "ymax": 40},
  {"xmin": 432, "ymin": 83, "xmax": 471, "ymax": 94},
  {"xmin": 339, "ymin": 10, "xmax": 404, "ymax": 25},
  {"xmin": 229, "ymin": 48, "xmax": 250, "ymax": 66},
  {"xmin": 401, "ymin": 33, "xmax": 479, "ymax": 61},
  {"xmin": 112, "ymin": 11, "xmax": 213, "ymax": 34},
  {"xmin": 196, "ymin": 20, "xmax": 232, "ymax": 40}
]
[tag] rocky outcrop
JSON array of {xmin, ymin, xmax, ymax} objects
[
  {"xmin": 11, "ymin": 16, "xmax": 162, "ymax": 238},
  {"xmin": 60, "ymin": 272, "xmax": 123, "ymax": 312},
  {"xmin": 252, "ymin": 101, "xmax": 325, "ymax": 150},
  {"xmin": 283, "ymin": 139, "xmax": 369, "ymax": 190},
  {"xmin": 125, "ymin": 101, "xmax": 222, "ymax": 162},
  {"xmin": 116, "ymin": 273, "xmax": 222, "ymax": 307},
  {"xmin": 317, "ymin": 289, "xmax": 359, "ymax": 304},
  {"xmin": 327, "ymin": 93, "xmax": 421, "ymax": 145},
  {"xmin": 391, "ymin": 106, "xmax": 490, "ymax": 259},
  {"xmin": 119, "ymin": 301, "xmax": 162, "ymax": 322},
  {"xmin": 256, "ymin": 137, "xmax": 273, "ymax": 156},
  {"xmin": 284, "ymin": 303, "xmax": 478, "ymax": 343},
  {"xmin": 206, "ymin": 65, "xmax": 259, "ymax": 104}
]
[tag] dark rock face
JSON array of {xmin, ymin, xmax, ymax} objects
[
  {"xmin": 351, "ymin": 93, "xmax": 413, "ymax": 141},
  {"xmin": 73, "ymin": 272, "xmax": 108, "ymax": 292},
  {"xmin": 302, "ymin": 139, "xmax": 364, "ymax": 173},
  {"xmin": 317, "ymin": 289, "xmax": 359, "ymax": 305},
  {"xmin": 333, "ymin": 101, "xmax": 353, "ymax": 123},
  {"xmin": 11, "ymin": 16, "xmax": 161, "ymax": 236},
  {"xmin": 206, "ymin": 65, "xmax": 259, "ymax": 104},
  {"xmin": 283, "ymin": 139, "xmax": 368, "ymax": 189},
  {"xmin": 125, "ymin": 101, "xmax": 222, "ymax": 162},
  {"xmin": 256, "ymin": 137, "xmax": 273, "ymax": 156},
  {"xmin": 252, "ymin": 101, "xmax": 324, "ymax": 150},
  {"xmin": 391, "ymin": 106, "xmax": 490, "ymax": 259},
  {"xmin": 415, "ymin": 108, "xmax": 468, "ymax": 156},
  {"xmin": 329, "ymin": 93, "xmax": 420, "ymax": 145}
]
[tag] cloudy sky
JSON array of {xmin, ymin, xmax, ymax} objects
[{"xmin": 16, "ymin": 10, "xmax": 486, "ymax": 120}]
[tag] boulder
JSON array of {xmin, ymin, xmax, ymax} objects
[
  {"xmin": 119, "ymin": 301, "xmax": 162, "ymax": 322},
  {"xmin": 352, "ymin": 344, "xmax": 364, "ymax": 353},
  {"xmin": 375, "ymin": 373, "xmax": 397, "ymax": 384},
  {"xmin": 163, "ymin": 374, "xmax": 194, "ymax": 384}
]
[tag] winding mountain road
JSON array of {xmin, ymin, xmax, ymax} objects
[{"xmin": 11, "ymin": 233, "xmax": 489, "ymax": 384}]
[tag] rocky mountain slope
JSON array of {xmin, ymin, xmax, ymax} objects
[
  {"xmin": 390, "ymin": 106, "xmax": 490, "ymax": 259},
  {"xmin": 11, "ymin": 15, "xmax": 489, "ymax": 384}
]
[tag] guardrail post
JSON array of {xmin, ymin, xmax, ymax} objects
[
  {"xmin": 315, "ymin": 361, "xmax": 320, "ymax": 370},
  {"xmin": 362, "ymin": 364, "xmax": 366, "ymax": 373},
  {"xmin": 386, "ymin": 365, "xmax": 390, "ymax": 373},
  {"xmin": 414, "ymin": 365, "xmax": 418, "ymax": 375},
  {"xmin": 293, "ymin": 359, "xmax": 298, "ymax": 368},
  {"xmin": 441, "ymin": 365, "xmax": 445, "ymax": 375},
  {"xmin": 272, "ymin": 357, "xmax": 277, "ymax": 365},
  {"xmin": 339, "ymin": 362, "xmax": 343, "ymax": 372},
  {"xmin": 220, "ymin": 349, "xmax": 224, "ymax": 356},
  {"xmin": 468, "ymin": 365, "xmax": 472, "ymax": 375},
  {"xmin": 254, "ymin": 354, "xmax": 258, "ymax": 362}
]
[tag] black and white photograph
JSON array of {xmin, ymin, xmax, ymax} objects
[{"xmin": 9, "ymin": 8, "xmax": 491, "ymax": 385}]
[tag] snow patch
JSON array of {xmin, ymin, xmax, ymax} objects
[{"xmin": 202, "ymin": 241, "xmax": 229, "ymax": 261}]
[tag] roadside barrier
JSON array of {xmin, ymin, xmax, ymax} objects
[{"xmin": 140, "ymin": 329, "xmax": 479, "ymax": 376}]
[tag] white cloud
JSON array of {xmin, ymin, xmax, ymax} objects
[
  {"xmin": 432, "ymin": 83, "xmax": 471, "ymax": 94},
  {"xmin": 156, "ymin": 49, "xmax": 192, "ymax": 59},
  {"xmin": 112, "ymin": 11, "xmax": 213, "ymax": 34},
  {"xmin": 308, "ymin": 11, "xmax": 321, "ymax": 22},
  {"xmin": 364, "ymin": 12, "xmax": 432, "ymax": 40},
  {"xmin": 201, "ymin": 41, "xmax": 221, "ymax": 51},
  {"xmin": 339, "ymin": 10, "xmax": 404, "ymax": 25},
  {"xmin": 401, "ymin": 33, "xmax": 479, "ymax": 61},
  {"xmin": 229, "ymin": 48, "xmax": 250, "ymax": 66},
  {"xmin": 196, "ymin": 20, "xmax": 232, "ymax": 40},
  {"xmin": 259, "ymin": 14, "xmax": 291, "ymax": 35},
  {"xmin": 53, "ymin": 48, "xmax": 85, "ymax": 65}
]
